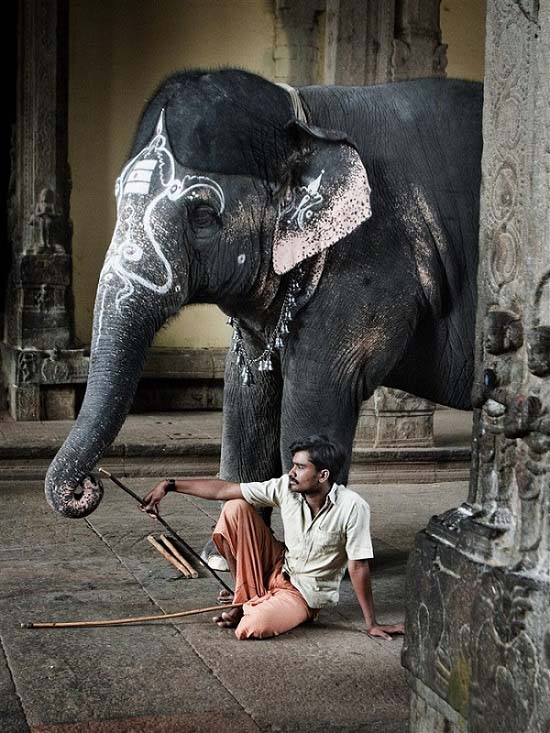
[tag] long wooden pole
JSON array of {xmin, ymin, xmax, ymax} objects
[{"xmin": 21, "ymin": 603, "xmax": 242, "ymax": 629}]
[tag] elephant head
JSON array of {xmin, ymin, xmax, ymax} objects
[{"xmin": 45, "ymin": 69, "xmax": 371, "ymax": 517}]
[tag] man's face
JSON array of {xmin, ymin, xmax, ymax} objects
[{"xmin": 288, "ymin": 450, "xmax": 329, "ymax": 494}]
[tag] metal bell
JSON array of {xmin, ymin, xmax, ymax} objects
[
  {"xmin": 274, "ymin": 335, "xmax": 284, "ymax": 349},
  {"xmin": 242, "ymin": 366, "xmax": 254, "ymax": 386},
  {"xmin": 258, "ymin": 355, "xmax": 274, "ymax": 372},
  {"xmin": 280, "ymin": 322, "xmax": 289, "ymax": 335}
]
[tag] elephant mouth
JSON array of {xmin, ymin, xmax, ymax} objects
[{"xmin": 49, "ymin": 474, "xmax": 104, "ymax": 519}]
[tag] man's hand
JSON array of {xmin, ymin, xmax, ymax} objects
[
  {"xmin": 366, "ymin": 622, "xmax": 405, "ymax": 641},
  {"xmin": 348, "ymin": 558, "xmax": 405, "ymax": 642},
  {"xmin": 140, "ymin": 480, "xmax": 169, "ymax": 518}
]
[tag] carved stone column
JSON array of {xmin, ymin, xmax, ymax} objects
[
  {"xmin": 403, "ymin": 2, "xmax": 550, "ymax": 730},
  {"xmin": 2, "ymin": 0, "xmax": 88, "ymax": 420},
  {"xmin": 392, "ymin": 0, "xmax": 448, "ymax": 79}
]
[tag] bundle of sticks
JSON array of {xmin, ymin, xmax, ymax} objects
[{"xmin": 147, "ymin": 533, "xmax": 198, "ymax": 578}]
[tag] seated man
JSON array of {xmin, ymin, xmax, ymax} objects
[{"xmin": 141, "ymin": 434, "xmax": 404, "ymax": 641}]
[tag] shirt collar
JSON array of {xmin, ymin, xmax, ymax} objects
[{"xmin": 327, "ymin": 483, "xmax": 339, "ymax": 504}]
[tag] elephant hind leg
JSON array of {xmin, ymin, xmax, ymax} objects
[{"xmin": 280, "ymin": 376, "xmax": 361, "ymax": 484}]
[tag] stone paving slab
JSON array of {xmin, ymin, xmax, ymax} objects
[
  {"xmin": 180, "ymin": 622, "xmax": 408, "ymax": 732},
  {"xmin": 0, "ymin": 637, "xmax": 29, "ymax": 733}
]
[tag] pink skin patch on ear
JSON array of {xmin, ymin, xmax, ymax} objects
[{"xmin": 273, "ymin": 149, "xmax": 372, "ymax": 275}]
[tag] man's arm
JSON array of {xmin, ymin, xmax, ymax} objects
[
  {"xmin": 141, "ymin": 478, "xmax": 243, "ymax": 516},
  {"xmin": 347, "ymin": 558, "xmax": 405, "ymax": 640}
]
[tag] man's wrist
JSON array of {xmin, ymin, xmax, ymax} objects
[{"xmin": 164, "ymin": 478, "xmax": 177, "ymax": 492}]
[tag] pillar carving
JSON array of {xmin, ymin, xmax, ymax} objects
[
  {"xmin": 2, "ymin": 0, "xmax": 88, "ymax": 420},
  {"xmin": 404, "ymin": 2, "xmax": 550, "ymax": 730}
]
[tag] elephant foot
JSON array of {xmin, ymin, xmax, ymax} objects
[{"xmin": 200, "ymin": 537, "xmax": 229, "ymax": 572}]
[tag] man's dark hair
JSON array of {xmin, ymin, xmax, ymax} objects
[{"xmin": 289, "ymin": 434, "xmax": 346, "ymax": 483}]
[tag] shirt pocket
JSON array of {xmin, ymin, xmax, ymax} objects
[{"xmin": 313, "ymin": 530, "xmax": 342, "ymax": 555}]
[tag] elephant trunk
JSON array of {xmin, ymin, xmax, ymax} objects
[{"xmin": 45, "ymin": 294, "xmax": 165, "ymax": 518}]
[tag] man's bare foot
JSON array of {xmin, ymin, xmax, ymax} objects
[
  {"xmin": 217, "ymin": 589, "xmax": 234, "ymax": 605},
  {"xmin": 212, "ymin": 607, "xmax": 243, "ymax": 628}
]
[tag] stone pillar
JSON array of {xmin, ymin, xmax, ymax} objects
[
  {"xmin": 392, "ymin": 0, "xmax": 448, "ymax": 79},
  {"xmin": 403, "ymin": 2, "xmax": 550, "ymax": 731},
  {"xmin": 1, "ymin": 0, "xmax": 88, "ymax": 420},
  {"xmin": 273, "ymin": 0, "xmax": 327, "ymax": 86}
]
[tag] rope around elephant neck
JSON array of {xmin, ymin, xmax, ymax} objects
[{"xmin": 277, "ymin": 83, "xmax": 309, "ymax": 124}]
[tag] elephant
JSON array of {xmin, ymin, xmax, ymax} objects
[{"xmin": 45, "ymin": 68, "xmax": 482, "ymax": 518}]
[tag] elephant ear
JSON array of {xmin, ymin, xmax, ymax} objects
[{"xmin": 273, "ymin": 121, "xmax": 372, "ymax": 275}]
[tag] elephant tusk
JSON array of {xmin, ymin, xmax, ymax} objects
[{"xmin": 98, "ymin": 468, "xmax": 234, "ymax": 594}]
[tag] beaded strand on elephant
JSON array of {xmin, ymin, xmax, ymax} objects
[{"xmin": 228, "ymin": 266, "xmax": 304, "ymax": 385}]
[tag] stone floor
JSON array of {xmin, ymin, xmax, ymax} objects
[{"xmin": 0, "ymin": 411, "xmax": 472, "ymax": 732}]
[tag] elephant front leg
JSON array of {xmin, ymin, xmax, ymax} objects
[
  {"xmin": 201, "ymin": 348, "xmax": 283, "ymax": 572},
  {"xmin": 220, "ymin": 350, "xmax": 284, "ymax": 483}
]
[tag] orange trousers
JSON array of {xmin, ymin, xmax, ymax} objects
[{"xmin": 213, "ymin": 499, "xmax": 315, "ymax": 639}]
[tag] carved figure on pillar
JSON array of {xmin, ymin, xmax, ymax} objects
[{"xmin": 29, "ymin": 187, "xmax": 63, "ymax": 253}]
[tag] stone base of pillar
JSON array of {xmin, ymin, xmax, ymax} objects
[
  {"xmin": 408, "ymin": 677, "xmax": 465, "ymax": 733},
  {"xmin": 43, "ymin": 386, "xmax": 76, "ymax": 419},
  {"xmin": 8, "ymin": 384, "xmax": 41, "ymax": 421},
  {"xmin": 403, "ymin": 521, "xmax": 550, "ymax": 733},
  {"xmin": 1, "ymin": 343, "xmax": 88, "ymax": 421},
  {"xmin": 373, "ymin": 387, "xmax": 435, "ymax": 448},
  {"xmin": 353, "ymin": 396, "xmax": 376, "ymax": 447},
  {"xmin": 8, "ymin": 383, "xmax": 77, "ymax": 421}
]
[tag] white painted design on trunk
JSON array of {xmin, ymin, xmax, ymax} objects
[{"xmin": 96, "ymin": 109, "xmax": 225, "ymax": 343}]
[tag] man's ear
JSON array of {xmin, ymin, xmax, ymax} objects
[{"xmin": 273, "ymin": 120, "xmax": 372, "ymax": 275}]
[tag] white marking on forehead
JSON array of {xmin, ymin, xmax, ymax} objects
[
  {"xmin": 124, "ymin": 160, "xmax": 158, "ymax": 195},
  {"xmin": 95, "ymin": 108, "xmax": 227, "ymax": 346}
]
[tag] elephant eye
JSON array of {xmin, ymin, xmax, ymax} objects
[{"xmin": 188, "ymin": 203, "xmax": 219, "ymax": 230}]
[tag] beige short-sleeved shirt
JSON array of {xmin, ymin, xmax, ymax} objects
[{"xmin": 240, "ymin": 475, "xmax": 373, "ymax": 609}]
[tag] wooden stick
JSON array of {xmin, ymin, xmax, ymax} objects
[
  {"xmin": 159, "ymin": 534, "xmax": 198, "ymax": 578},
  {"xmin": 21, "ymin": 603, "xmax": 242, "ymax": 629},
  {"xmin": 147, "ymin": 535, "xmax": 191, "ymax": 577}
]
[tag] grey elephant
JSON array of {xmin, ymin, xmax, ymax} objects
[{"xmin": 45, "ymin": 69, "xmax": 482, "ymax": 518}]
